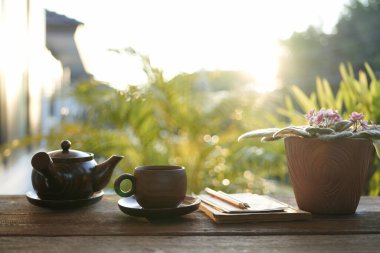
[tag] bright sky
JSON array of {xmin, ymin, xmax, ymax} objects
[{"xmin": 43, "ymin": 0, "xmax": 350, "ymax": 92}]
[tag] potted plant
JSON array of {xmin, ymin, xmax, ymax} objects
[{"xmin": 238, "ymin": 108, "xmax": 380, "ymax": 214}]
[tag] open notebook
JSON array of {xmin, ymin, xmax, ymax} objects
[{"xmin": 197, "ymin": 193, "xmax": 311, "ymax": 223}]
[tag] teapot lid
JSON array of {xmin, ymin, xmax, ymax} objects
[{"xmin": 48, "ymin": 140, "xmax": 94, "ymax": 162}]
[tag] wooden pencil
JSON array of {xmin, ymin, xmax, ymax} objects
[{"xmin": 205, "ymin": 187, "xmax": 250, "ymax": 209}]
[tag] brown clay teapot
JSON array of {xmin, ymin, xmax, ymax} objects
[{"xmin": 31, "ymin": 140, "xmax": 123, "ymax": 200}]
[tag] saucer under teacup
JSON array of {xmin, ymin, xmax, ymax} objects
[
  {"xmin": 117, "ymin": 195, "xmax": 200, "ymax": 219},
  {"xmin": 26, "ymin": 190, "xmax": 104, "ymax": 209}
]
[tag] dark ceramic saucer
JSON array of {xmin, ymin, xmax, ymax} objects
[
  {"xmin": 118, "ymin": 195, "xmax": 200, "ymax": 219},
  {"xmin": 26, "ymin": 190, "xmax": 104, "ymax": 209}
]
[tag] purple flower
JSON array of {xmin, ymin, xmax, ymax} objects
[
  {"xmin": 310, "ymin": 108, "xmax": 342, "ymax": 127},
  {"xmin": 305, "ymin": 109, "xmax": 316, "ymax": 125},
  {"xmin": 314, "ymin": 110, "xmax": 324, "ymax": 125},
  {"xmin": 304, "ymin": 108, "xmax": 372, "ymax": 132},
  {"xmin": 305, "ymin": 109, "xmax": 315, "ymax": 120},
  {"xmin": 361, "ymin": 120, "xmax": 369, "ymax": 129},
  {"xmin": 327, "ymin": 109, "xmax": 342, "ymax": 123},
  {"xmin": 348, "ymin": 112, "xmax": 367, "ymax": 131},
  {"xmin": 349, "ymin": 112, "xmax": 364, "ymax": 122}
]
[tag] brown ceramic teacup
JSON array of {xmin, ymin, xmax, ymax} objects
[{"xmin": 114, "ymin": 165, "xmax": 187, "ymax": 209}]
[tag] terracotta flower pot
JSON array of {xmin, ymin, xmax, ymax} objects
[{"xmin": 284, "ymin": 137, "xmax": 373, "ymax": 214}]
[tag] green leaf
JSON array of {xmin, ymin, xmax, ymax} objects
[
  {"xmin": 333, "ymin": 120, "xmax": 353, "ymax": 132},
  {"xmin": 273, "ymin": 126, "xmax": 311, "ymax": 138},
  {"xmin": 365, "ymin": 62, "xmax": 376, "ymax": 83},
  {"xmin": 238, "ymin": 128, "xmax": 280, "ymax": 142},
  {"xmin": 318, "ymin": 131, "xmax": 353, "ymax": 141},
  {"xmin": 340, "ymin": 63, "xmax": 349, "ymax": 81},
  {"xmin": 305, "ymin": 127, "xmax": 335, "ymax": 136},
  {"xmin": 373, "ymin": 140, "xmax": 380, "ymax": 158},
  {"xmin": 291, "ymin": 86, "xmax": 317, "ymax": 114},
  {"xmin": 316, "ymin": 78, "xmax": 335, "ymax": 109},
  {"xmin": 260, "ymin": 136, "xmax": 283, "ymax": 142},
  {"xmin": 350, "ymin": 130, "xmax": 380, "ymax": 139}
]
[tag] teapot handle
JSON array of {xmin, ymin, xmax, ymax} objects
[
  {"xmin": 114, "ymin": 174, "xmax": 136, "ymax": 197},
  {"xmin": 31, "ymin": 152, "xmax": 55, "ymax": 178}
]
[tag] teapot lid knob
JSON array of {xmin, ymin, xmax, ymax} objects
[{"xmin": 61, "ymin": 140, "xmax": 71, "ymax": 152}]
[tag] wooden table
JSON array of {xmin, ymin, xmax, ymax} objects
[{"xmin": 1, "ymin": 195, "xmax": 380, "ymax": 253}]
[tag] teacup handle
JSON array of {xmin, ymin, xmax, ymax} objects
[{"xmin": 114, "ymin": 174, "xmax": 136, "ymax": 197}]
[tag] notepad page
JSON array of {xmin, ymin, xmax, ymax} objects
[{"xmin": 199, "ymin": 193, "xmax": 288, "ymax": 213}]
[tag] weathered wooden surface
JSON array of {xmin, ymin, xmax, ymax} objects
[
  {"xmin": 1, "ymin": 195, "xmax": 380, "ymax": 252},
  {"xmin": 1, "ymin": 235, "xmax": 380, "ymax": 253},
  {"xmin": 1, "ymin": 195, "xmax": 380, "ymax": 236}
]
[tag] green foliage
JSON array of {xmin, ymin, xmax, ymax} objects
[
  {"xmin": 280, "ymin": 0, "xmax": 380, "ymax": 93},
  {"xmin": 40, "ymin": 50, "xmax": 290, "ymax": 195},
  {"xmin": 59, "ymin": 59, "xmax": 380, "ymax": 196},
  {"xmin": 281, "ymin": 64, "xmax": 380, "ymax": 123}
]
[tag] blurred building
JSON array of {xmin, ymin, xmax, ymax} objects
[{"xmin": 46, "ymin": 10, "xmax": 91, "ymax": 84}]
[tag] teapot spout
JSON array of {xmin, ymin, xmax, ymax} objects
[{"xmin": 93, "ymin": 155, "xmax": 124, "ymax": 191}]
